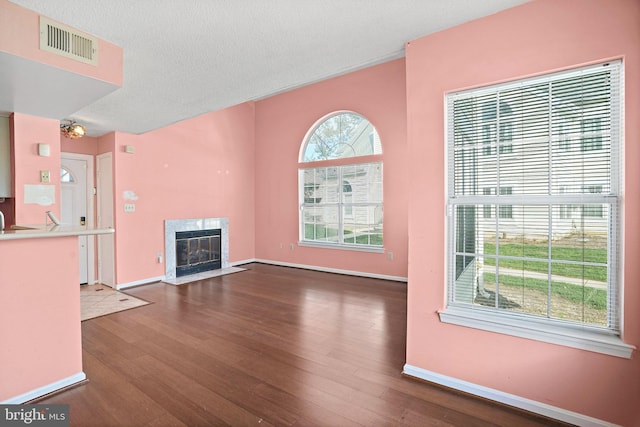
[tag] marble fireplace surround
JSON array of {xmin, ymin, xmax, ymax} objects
[{"xmin": 164, "ymin": 217, "xmax": 231, "ymax": 284}]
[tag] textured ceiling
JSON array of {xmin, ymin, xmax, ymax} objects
[{"xmin": 9, "ymin": 0, "xmax": 529, "ymax": 136}]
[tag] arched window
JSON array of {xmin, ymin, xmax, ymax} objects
[
  {"xmin": 301, "ymin": 111, "xmax": 382, "ymax": 161},
  {"xmin": 60, "ymin": 166, "xmax": 75, "ymax": 183},
  {"xmin": 299, "ymin": 112, "xmax": 383, "ymax": 249}
]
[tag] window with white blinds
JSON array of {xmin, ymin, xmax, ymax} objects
[{"xmin": 442, "ymin": 61, "xmax": 628, "ymax": 355}]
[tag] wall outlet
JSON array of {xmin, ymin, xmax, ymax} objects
[
  {"xmin": 124, "ymin": 203, "xmax": 135, "ymax": 212},
  {"xmin": 387, "ymin": 251, "xmax": 394, "ymax": 261},
  {"xmin": 157, "ymin": 252, "xmax": 163, "ymax": 263},
  {"xmin": 40, "ymin": 170, "xmax": 50, "ymax": 183},
  {"xmin": 290, "ymin": 243, "xmax": 294, "ymax": 250}
]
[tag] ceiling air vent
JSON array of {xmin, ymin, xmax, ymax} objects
[{"xmin": 39, "ymin": 16, "xmax": 98, "ymax": 66}]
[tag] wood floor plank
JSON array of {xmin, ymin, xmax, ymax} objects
[{"xmin": 37, "ymin": 263, "xmax": 569, "ymax": 426}]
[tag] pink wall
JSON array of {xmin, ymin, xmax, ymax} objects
[
  {"xmin": 405, "ymin": 0, "xmax": 640, "ymax": 425},
  {"xmin": 97, "ymin": 132, "xmax": 116, "ymax": 156},
  {"xmin": 0, "ymin": 237, "xmax": 83, "ymax": 401},
  {"xmin": 254, "ymin": 59, "xmax": 408, "ymax": 279},
  {"xmin": 5, "ymin": 1, "xmax": 637, "ymax": 422},
  {"xmin": 0, "ymin": 0, "xmax": 122, "ymax": 86},
  {"xmin": 106, "ymin": 103, "xmax": 256, "ymax": 285},
  {"xmin": 61, "ymin": 135, "xmax": 99, "ymax": 156},
  {"xmin": 11, "ymin": 113, "xmax": 61, "ymax": 224}
]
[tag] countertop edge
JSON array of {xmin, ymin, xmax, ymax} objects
[{"xmin": 0, "ymin": 226, "xmax": 115, "ymax": 241}]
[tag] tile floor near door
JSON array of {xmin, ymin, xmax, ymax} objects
[{"xmin": 80, "ymin": 284, "xmax": 149, "ymax": 321}]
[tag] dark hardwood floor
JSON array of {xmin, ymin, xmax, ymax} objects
[{"xmin": 40, "ymin": 263, "xmax": 568, "ymax": 426}]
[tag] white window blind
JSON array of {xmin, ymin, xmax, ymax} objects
[{"xmin": 445, "ymin": 61, "xmax": 622, "ymax": 338}]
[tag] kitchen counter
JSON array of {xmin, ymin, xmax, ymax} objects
[
  {"xmin": 1, "ymin": 235, "xmax": 88, "ymax": 403},
  {"xmin": 0, "ymin": 224, "xmax": 114, "ymax": 240}
]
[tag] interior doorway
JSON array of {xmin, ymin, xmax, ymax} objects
[{"xmin": 61, "ymin": 153, "xmax": 95, "ymax": 285}]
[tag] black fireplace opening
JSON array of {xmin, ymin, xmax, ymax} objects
[{"xmin": 175, "ymin": 228, "xmax": 222, "ymax": 277}]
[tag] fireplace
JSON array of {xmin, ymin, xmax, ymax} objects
[
  {"xmin": 165, "ymin": 217, "xmax": 229, "ymax": 282},
  {"xmin": 175, "ymin": 228, "xmax": 221, "ymax": 277}
]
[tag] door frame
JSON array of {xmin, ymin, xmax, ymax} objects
[
  {"xmin": 61, "ymin": 152, "xmax": 96, "ymax": 284},
  {"xmin": 97, "ymin": 152, "xmax": 115, "ymax": 288}
]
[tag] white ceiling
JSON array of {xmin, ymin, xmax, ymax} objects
[{"xmin": 8, "ymin": 0, "xmax": 529, "ymax": 137}]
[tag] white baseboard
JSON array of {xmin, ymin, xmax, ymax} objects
[
  {"xmin": 402, "ymin": 364, "xmax": 620, "ymax": 427},
  {"xmin": 231, "ymin": 258, "xmax": 257, "ymax": 267},
  {"xmin": 2, "ymin": 372, "xmax": 86, "ymax": 404},
  {"xmin": 117, "ymin": 276, "xmax": 164, "ymax": 290},
  {"xmin": 253, "ymin": 258, "xmax": 408, "ymax": 282},
  {"xmin": 113, "ymin": 259, "xmax": 406, "ymax": 290},
  {"xmin": 116, "ymin": 262, "xmax": 256, "ymax": 289}
]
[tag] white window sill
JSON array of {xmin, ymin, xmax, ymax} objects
[
  {"xmin": 298, "ymin": 241, "xmax": 384, "ymax": 254},
  {"xmin": 439, "ymin": 305, "xmax": 635, "ymax": 359}
]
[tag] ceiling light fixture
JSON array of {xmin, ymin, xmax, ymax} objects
[{"xmin": 60, "ymin": 120, "xmax": 86, "ymax": 139}]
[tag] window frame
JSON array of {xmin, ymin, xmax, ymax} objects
[
  {"xmin": 298, "ymin": 161, "xmax": 384, "ymax": 252},
  {"xmin": 440, "ymin": 60, "xmax": 633, "ymax": 358},
  {"xmin": 60, "ymin": 166, "xmax": 76, "ymax": 183},
  {"xmin": 298, "ymin": 111, "xmax": 384, "ymax": 253}
]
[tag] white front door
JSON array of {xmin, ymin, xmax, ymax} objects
[{"xmin": 61, "ymin": 154, "xmax": 94, "ymax": 285}]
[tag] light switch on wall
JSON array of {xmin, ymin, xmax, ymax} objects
[{"xmin": 124, "ymin": 203, "xmax": 135, "ymax": 212}]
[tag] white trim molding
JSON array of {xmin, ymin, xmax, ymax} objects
[
  {"xmin": 1, "ymin": 372, "xmax": 86, "ymax": 404},
  {"xmin": 117, "ymin": 276, "xmax": 165, "ymax": 290},
  {"xmin": 439, "ymin": 306, "xmax": 635, "ymax": 358},
  {"xmin": 254, "ymin": 259, "xmax": 407, "ymax": 282},
  {"xmin": 402, "ymin": 364, "xmax": 621, "ymax": 427},
  {"xmin": 114, "ymin": 260, "xmax": 407, "ymax": 290},
  {"xmin": 113, "ymin": 257, "xmax": 407, "ymax": 290},
  {"xmin": 231, "ymin": 258, "xmax": 258, "ymax": 267}
]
